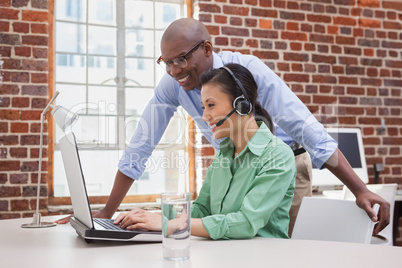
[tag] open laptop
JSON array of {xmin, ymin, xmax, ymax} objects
[{"xmin": 59, "ymin": 132, "xmax": 162, "ymax": 243}]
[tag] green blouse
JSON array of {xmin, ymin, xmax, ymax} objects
[{"xmin": 191, "ymin": 122, "xmax": 296, "ymax": 240}]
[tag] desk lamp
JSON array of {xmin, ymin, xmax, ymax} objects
[{"xmin": 21, "ymin": 91, "xmax": 77, "ymax": 228}]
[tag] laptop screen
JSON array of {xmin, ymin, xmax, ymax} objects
[{"xmin": 59, "ymin": 132, "xmax": 94, "ymax": 229}]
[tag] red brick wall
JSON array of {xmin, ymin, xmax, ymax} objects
[
  {"xmin": 194, "ymin": 0, "xmax": 402, "ymax": 244},
  {"xmin": 195, "ymin": 0, "xmax": 402, "ymax": 185},
  {"xmin": 0, "ymin": 0, "xmax": 52, "ymax": 219},
  {"xmin": 0, "ymin": 0, "xmax": 401, "ymax": 244}
]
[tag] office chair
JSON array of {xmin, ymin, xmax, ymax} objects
[
  {"xmin": 343, "ymin": 183, "xmax": 397, "ymax": 246},
  {"xmin": 292, "ymin": 197, "xmax": 379, "ymax": 244}
]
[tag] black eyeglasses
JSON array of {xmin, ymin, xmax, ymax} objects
[{"xmin": 157, "ymin": 40, "xmax": 205, "ymax": 71}]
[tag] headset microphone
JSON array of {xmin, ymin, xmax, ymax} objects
[{"xmin": 215, "ymin": 108, "xmax": 236, "ymax": 127}]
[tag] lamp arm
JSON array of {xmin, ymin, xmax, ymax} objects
[
  {"xmin": 35, "ymin": 91, "xmax": 60, "ymax": 213},
  {"xmin": 41, "ymin": 91, "xmax": 60, "ymax": 117},
  {"xmin": 35, "ymin": 114, "xmax": 45, "ymax": 213}
]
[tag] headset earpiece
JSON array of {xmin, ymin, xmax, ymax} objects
[
  {"xmin": 233, "ymin": 96, "xmax": 252, "ymax": 116},
  {"xmin": 220, "ymin": 66, "xmax": 252, "ymax": 116}
]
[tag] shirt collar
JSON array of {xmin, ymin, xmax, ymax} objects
[
  {"xmin": 247, "ymin": 122, "xmax": 273, "ymax": 156},
  {"xmin": 212, "ymin": 52, "xmax": 224, "ymax": 69},
  {"xmin": 219, "ymin": 122, "xmax": 273, "ymax": 157}
]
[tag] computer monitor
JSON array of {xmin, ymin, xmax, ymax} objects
[{"xmin": 311, "ymin": 128, "xmax": 368, "ymax": 187}]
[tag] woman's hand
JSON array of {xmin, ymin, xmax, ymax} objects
[
  {"xmin": 175, "ymin": 210, "xmax": 189, "ymax": 232},
  {"xmin": 166, "ymin": 210, "xmax": 189, "ymax": 235},
  {"xmin": 114, "ymin": 208, "xmax": 162, "ymax": 231}
]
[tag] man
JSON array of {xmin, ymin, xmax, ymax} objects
[{"xmin": 56, "ymin": 18, "xmax": 389, "ymax": 235}]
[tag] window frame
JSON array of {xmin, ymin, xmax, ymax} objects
[{"xmin": 48, "ymin": 0, "xmax": 196, "ymax": 206}]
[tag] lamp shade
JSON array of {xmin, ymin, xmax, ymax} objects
[{"xmin": 51, "ymin": 105, "xmax": 78, "ymax": 131}]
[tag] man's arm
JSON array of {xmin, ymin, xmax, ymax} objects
[
  {"xmin": 55, "ymin": 170, "xmax": 133, "ymax": 224},
  {"xmin": 55, "ymin": 75, "xmax": 180, "ymax": 225},
  {"xmin": 323, "ymin": 148, "xmax": 390, "ymax": 235},
  {"xmin": 96, "ymin": 170, "xmax": 134, "ymax": 218}
]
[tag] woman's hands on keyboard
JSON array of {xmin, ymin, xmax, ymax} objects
[{"xmin": 114, "ymin": 208, "xmax": 162, "ymax": 231}]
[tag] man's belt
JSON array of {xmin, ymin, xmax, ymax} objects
[
  {"xmin": 293, "ymin": 147, "xmax": 306, "ymax": 156},
  {"xmin": 290, "ymin": 142, "xmax": 306, "ymax": 157}
]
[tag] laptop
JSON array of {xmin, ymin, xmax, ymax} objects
[{"xmin": 59, "ymin": 132, "xmax": 162, "ymax": 243}]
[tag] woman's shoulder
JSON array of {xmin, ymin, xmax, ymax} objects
[
  {"xmin": 251, "ymin": 123, "xmax": 293, "ymax": 156},
  {"xmin": 261, "ymin": 135, "xmax": 295, "ymax": 161}
]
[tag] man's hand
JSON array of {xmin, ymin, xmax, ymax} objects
[
  {"xmin": 355, "ymin": 191, "xmax": 390, "ymax": 235},
  {"xmin": 54, "ymin": 209, "xmax": 111, "ymax": 224},
  {"xmin": 324, "ymin": 148, "xmax": 391, "ymax": 235},
  {"xmin": 54, "ymin": 215, "xmax": 72, "ymax": 224}
]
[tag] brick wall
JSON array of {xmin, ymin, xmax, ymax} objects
[
  {"xmin": 0, "ymin": 0, "xmax": 401, "ymax": 244},
  {"xmin": 194, "ymin": 0, "xmax": 402, "ymax": 244},
  {"xmin": 0, "ymin": 0, "xmax": 52, "ymax": 219}
]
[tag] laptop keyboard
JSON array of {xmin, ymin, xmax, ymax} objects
[
  {"xmin": 93, "ymin": 218, "xmax": 128, "ymax": 231},
  {"xmin": 93, "ymin": 218, "xmax": 155, "ymax": 233}
]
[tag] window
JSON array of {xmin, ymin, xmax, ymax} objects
[{"xmin": 52, "ymin": 0, "xmax": 189, "ymax": 202}]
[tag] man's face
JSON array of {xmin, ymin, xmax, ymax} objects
[{"xmin": 160, "ymin": 39, "xmax": 212, "ymax": 91}]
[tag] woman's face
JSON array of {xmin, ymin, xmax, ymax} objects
[{"xmin": 201, "ymin": 83, "xmax": 236, "ymax": 140}]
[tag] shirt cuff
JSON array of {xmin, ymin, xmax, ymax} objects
[
  {"xmin": 201, "ymin": 215, "xmax": 229, "ymax": 240},
  {"xmin": 310, "ymin": 139, "xmax": 338, "ymax": 169}
]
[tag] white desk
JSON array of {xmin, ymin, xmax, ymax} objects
[{"xmin": 1, "ymin": 216, "xmax": 401, "ymax": 268}]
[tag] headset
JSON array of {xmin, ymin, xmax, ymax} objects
[{"xmin": 215, "ymin": 66, "xmax": 253, "ymax": 127}]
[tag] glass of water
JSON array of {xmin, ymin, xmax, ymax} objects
[{"xmin": 161, "ymin": 192, "xmax": 191, "ymax": 261}]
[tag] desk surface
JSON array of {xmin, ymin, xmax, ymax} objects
[{"xmin": 1, "ymin": 216, "xmax": 401, "ymax": 268}]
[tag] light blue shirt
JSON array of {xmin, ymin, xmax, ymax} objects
[{"xmin": 118, "ymin": 51, "xmax": 338, "ymax": 180}]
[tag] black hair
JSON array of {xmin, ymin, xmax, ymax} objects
[{"xmin": 200, "ymin": 63, "xmax": 274, "ymax": 133}]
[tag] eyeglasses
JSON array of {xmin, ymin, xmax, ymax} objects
[{"xmin": 157, "ymin": 40, "xmax": 205, "ymax": 71}]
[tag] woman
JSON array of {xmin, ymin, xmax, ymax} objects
[{"xmin": 115, "ymin": 63, "xmax": 296, "ymax": 239}]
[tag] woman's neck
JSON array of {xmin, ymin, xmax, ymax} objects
[{"xmin": 231, "ymin": 117, "xmax": 259, "ymax": 158}]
